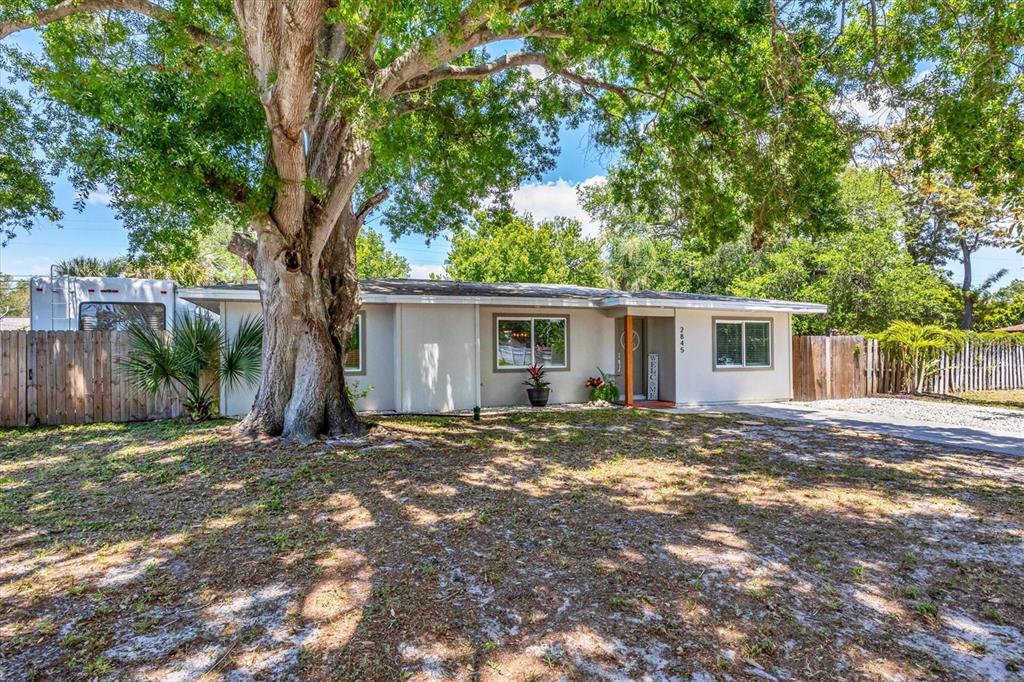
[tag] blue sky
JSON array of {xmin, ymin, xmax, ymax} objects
[{"xmin": 1, "ymin": 31, "xmax": 1020, "ymax": 286}]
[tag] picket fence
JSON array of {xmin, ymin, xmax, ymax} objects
[
  {"xmin": 793, "ymin": 334, "xmax": 1024, "ymax": 401},
  {"xmin": 0, "ymin": 331, "xmax": 182, "ymax": 428}
]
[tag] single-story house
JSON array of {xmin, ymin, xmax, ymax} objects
[{"xmin": 179, "ymin": 280, "xmax": 826, "ymax": 417}]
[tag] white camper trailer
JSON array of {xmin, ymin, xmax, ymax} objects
[{"xmin": 30, "ymin": 272, "xmax": 182, "ymax": 331}]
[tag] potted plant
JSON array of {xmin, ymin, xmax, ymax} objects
[{"xmin": 523, "ymin": 363, "xmax": 550, "ymax": 407}]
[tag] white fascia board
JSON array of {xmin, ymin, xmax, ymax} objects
[
  {"xmin": 180, "ymin": 287, "xmax": 599, "ymax": 309},
  {"xmin": 599, "ymin": 297, "xmax": 828, "ymax": 315},
  {"xmin": 360, "ymin": 294, "xmax": 600, "ymax": 307},
  {"xmin": 178, "ymin": 288, "xmax": 260, "ymax": 303}
]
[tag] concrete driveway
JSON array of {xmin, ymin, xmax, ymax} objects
[{"xmin": 671, "ymin": 398, "xmax": 1024, "ymax": 457}]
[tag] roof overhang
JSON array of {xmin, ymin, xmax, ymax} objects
[
  {"xmin": 178, "ymin": 287, "xmax": 828, "ymax": 315},
  {"xmin": 599, "ymin": 297, "xmax": 828, "ymax": 315}
]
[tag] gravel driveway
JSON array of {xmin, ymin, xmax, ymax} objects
[
  {"xmin": 797, "ymin": 396, "xmax": 1024, "ymax": 434},
  {"xmin": 685, "ymin": 396, "xmax": 1024, "ymax": 457}
]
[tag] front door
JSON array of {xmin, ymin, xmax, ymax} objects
[{"xmin": 632, "ymin": 318, "xmax": 646, "ymax": 399}]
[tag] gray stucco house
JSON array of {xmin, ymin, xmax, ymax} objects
[{"xmin": 180, "ymin": 280, "xmax": 826, "ymax": 416}]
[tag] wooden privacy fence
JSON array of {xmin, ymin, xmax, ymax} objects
[
  {"xmin": 793, "ymin": 334, "xmax": 1024, "ymax": 401},
  {"xmin": 0, "ymin": 331, "xmax": 182, "ymax": 428},
  {"xmin": 792, "ymin": 335, "xmax": 868, "ymax": 401}
]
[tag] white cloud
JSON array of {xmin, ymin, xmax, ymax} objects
[
  {"xmin": 509, "ymin": 175, "xmax": 606, "ymax": 238},
  {"xmin": 408, "ymin": 263, "xmax": 444, "ymax": 280},
  {"xmin": 86, "ymin": 185, "xmax": 114, "ymax": 205}
]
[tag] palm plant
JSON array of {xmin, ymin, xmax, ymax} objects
[
  {"xmin": 121, "ymin": 313, "xmax": 263, "ymax": 420},
  {"xmin": 876, "ymin": 321, "xmax": 965, "ymax": 393},
  {"xmin": 53, "ymin": 256, "xmax": 132, "ymax": 277}
]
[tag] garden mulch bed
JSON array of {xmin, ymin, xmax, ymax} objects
[{"xmin": 1, "ymin": 409, "xmax": 1022, "ymax": 680}]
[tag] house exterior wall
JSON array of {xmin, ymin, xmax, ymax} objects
[
  {"xmin": 478, "ymin": 306, "xmax": 615, "ymax": 407},
  {"xmin": 395, "ymin": 303, "xmax": 477, "ymax": 412},
  {"xmin": 216, "ymin": 298, "xmax": 796, "ymax": 417},
  {"xmin": 219, "ymin": 301, "xmax": 396, "ymax": 417},
  {"xmin": 673, "ymin": 309, "xmax": 793, "ymax": 404}
]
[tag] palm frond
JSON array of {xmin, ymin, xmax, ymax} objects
[
  {"xmin": 171, "ymin": 312, "xmax": 221, "ymax": 377},
  {"xmin": 120, "ymin": 320, "xmax": 177, "ymax": 394},
  {"xmin": 221, "ymin": 315, "xmax": 264, "ymax": 390}
]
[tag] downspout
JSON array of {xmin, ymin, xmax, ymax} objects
[
  {"xmin": 393, "ymin": 304, "xmax": 404, "ymax": 413},
  {"xmin": 787, "ymin": 312, "xmax": 794, "ymax": 401},
  {"xmin": 473, "ymin": 304, "xmax": 481, "ymax": 409},
  {"xmin": 219, "ymin": 300, "xmax": 227, "ymax": 415}
]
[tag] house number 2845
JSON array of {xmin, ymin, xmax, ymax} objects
[{"xmin": 678, "ymin": 326, "xmax": 685, "ymax": 354}]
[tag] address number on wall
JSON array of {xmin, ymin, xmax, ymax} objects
[{"xmin": 678, "ymin": 325, "xmax": 685, "ymax": 354}]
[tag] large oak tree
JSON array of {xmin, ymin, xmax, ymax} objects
[{"xmin": 1, "ymin": 0, "xmax": 848, "ymax": 441}]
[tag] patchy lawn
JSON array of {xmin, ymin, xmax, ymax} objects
[
  {"xmin": 1, "ymin": 410, "xmax": 1023, "ymax": 681},
  {"xmin": 953, "ymin": 390, "xmax": 1024, "ymax": 411}
]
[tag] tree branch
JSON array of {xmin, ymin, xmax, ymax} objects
[
  {"xmin": 0, "ymin": 0, "xmax": 232, "ymax": 52},
  {"xmin": 375, "ymin": 3, "xmax": 571, "ymax": 98},
  {"xmin": 396, "ymin": 51, "xmax": 632, "ymax": 104},
  {"xmin": 396, "ymin": 51, "xmax": 550, "ymax": 94},
  {"xmin": 354, "ymin": 187, "xmax": 389, "ymax": 224},
  {"xmin": 227, "ymin": 232, "xmax": 256, "ymax": 267}
]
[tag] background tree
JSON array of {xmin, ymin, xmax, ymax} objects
[
  {"xmin": 356, "ymin": 230, "xmax": 410, "ymax": 280},
  {"xmin": 445, "ymin": 209, "xmax": 602, "ymax": 286},
  {"xmin": 1, "ymin": 0, "xmax": 849, "ymax": 441},
  {"xmin": 581, "ymin": 177, "xmax": 754, "ymax": 292},
  {"xmin": 53, "ymin": 256, "xmax": 133, "ymax": 277},
  {"xmin": 0, "ymin": 275, "xmax": 29, "ymax": 319},
  {"xmin": 731, "ymin": 170, "xmax": 958, "ymax": 333},
  {"xmin": 975, "ymin": 280, "xmax": 1024, "ymax": 331},
  {"xmin": 882, "ymin": 130, "xmax": 1019, "ymax": 329}
]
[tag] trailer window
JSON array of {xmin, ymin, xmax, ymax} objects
[{"xmin": 79, "ymin": 303, "xmax": 166, "ymax": 331}]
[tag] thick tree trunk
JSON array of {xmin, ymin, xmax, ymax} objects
[
  {"xmin": 960, "ymin": 237, "xmax": 973, "ymax": 330},
  {"xmin": 235, "ymin": 216, "xmax": 365, "ymax": 443}
]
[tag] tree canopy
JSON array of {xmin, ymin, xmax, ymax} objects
[
  {"xmin": 1, "ymin": 0, "xmax": 852, "ymax": 255},
  {"xmin": 731, "ymin": 170, "xmax": 960, "ymax": 334},
  {"xmin": 444, "ymin": 209, "xmax": 602, "ymax": 286},
  {"xmin": 355, "ymin": 230, "xmax": 410, "ymax": 280}
]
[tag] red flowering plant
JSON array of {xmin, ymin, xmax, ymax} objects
[
  {"xmin": 522, "ymin": 363, "xmax": 550, "ymax": 390},
  {"xmin": 585, "ymin": 367, "xmax": 619, "ymax": 403}
]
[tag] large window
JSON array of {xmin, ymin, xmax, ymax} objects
[
  {"xmin": 79, "ymin": 302, "xmax": 165, "ymax": 332},
  {"xmin": 343, "ymin": 314, "xmax": 363, "ymax": 373},
  {"xmin": 496, "ymin": 316, "xmax": 568, "ymax": 369},
  {"xmin": 715, "ymin": 320, "xmax": 771, "ymax": 369}
]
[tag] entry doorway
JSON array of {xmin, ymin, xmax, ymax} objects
[
  {"xmin": 616, "ymin": 314, "xmax": 675, "ymax": 406},
  {"xmin": 630, "ymin": 318, "xmax": 647, "ymax": 400}
]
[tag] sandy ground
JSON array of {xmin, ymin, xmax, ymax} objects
[{"xmin": 1, "ymin": 409, "xmax": 1022, "ymax": 681}]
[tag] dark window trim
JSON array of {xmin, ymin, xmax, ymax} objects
[
  {"xmin": 712, "ymin": 317, "xmax": 774, "ymax": 371},
  {"xmin": 492, "ymin": 313, "xmax": 571, "ymax": 373}
]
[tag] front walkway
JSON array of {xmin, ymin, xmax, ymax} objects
[{"xmin": 670, "ymin": 398, "xmax": 1024, "ymax": 457}]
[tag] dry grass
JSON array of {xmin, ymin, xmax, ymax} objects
[
  {"xmin": 953, "ymin": 389, "xmax": 1024, "ymax": 411},
  {"xmin": 1, "ymin": 409, "xmax": 1023, "ymax": 681}
]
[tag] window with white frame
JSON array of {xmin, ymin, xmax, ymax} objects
[
  {"xmin": 343, "ymin": 313, "xmax": 363, "ymax": 372},
  {"xmin": 714, "ymin": 320, "xmax": 771, "ymax": 368},
  {"xmin": 495, "ymin": 316, "xmax": 568, "ymax": 369}
]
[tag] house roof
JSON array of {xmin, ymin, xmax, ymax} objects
[
  {"xmin": 179, "ymin": 279, "xmax": 828, "ymax": 314},
  {"xmin": 996, "ymin": 323, "xmax": 1024, "ymax": 333}
]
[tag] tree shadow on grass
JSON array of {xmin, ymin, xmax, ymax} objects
[{"xmin": 1, "ymin": 410, "xmax": 1022, "ymax": 680}]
